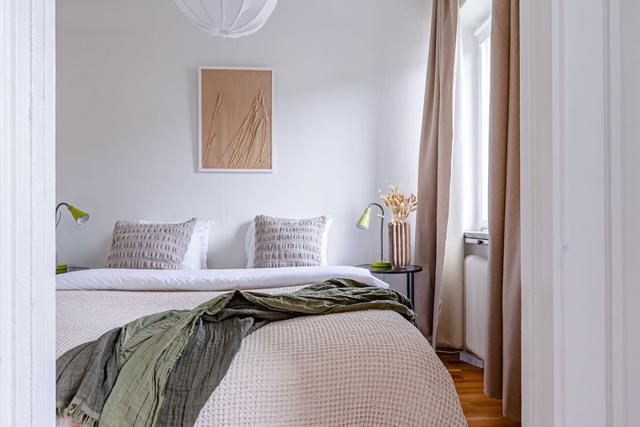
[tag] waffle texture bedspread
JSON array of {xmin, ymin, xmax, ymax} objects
[{"xmin": 57, "ymin": 285, "xmax": 466, "ymax": 427}]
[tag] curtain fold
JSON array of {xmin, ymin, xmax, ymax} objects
[
  {"xmin": 414, "ymin": 0, "xmax": 459, "ymax": 344},
  {"xmin": 484, "ymin": 0, "xmax": 521, "ymax": 420}
]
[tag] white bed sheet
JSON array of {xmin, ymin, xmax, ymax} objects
[{"xmin": 56, "ymin": 266, "xmax": 389, "ymax": 291}]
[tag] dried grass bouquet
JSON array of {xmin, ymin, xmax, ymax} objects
[{"xmin": 379, "ymin": 184, "xmax": 418, "ymax": 224}]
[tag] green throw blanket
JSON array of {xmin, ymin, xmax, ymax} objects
[{"xmin": 56, "ymin": 279, "xmax": 414, "ymax": 427}]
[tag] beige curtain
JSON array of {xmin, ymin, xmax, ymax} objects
[
  {"xmin": 484, "ymin": 0, "xmax": 521, "ymax": 420},
  {"xmin": 414, "ymin": 0, "xmax": 458, "ymax": 343}
]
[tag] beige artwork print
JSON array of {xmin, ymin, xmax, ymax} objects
[{"xmin": 200, "ymin": 69, "xmax": 272, "ymax": 170}]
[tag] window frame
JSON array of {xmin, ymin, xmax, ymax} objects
[{"xmin": 473, "ymin": 18, "xmax": 491, "ymax": 231}]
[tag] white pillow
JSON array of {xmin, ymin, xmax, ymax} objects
[
  {"xmin": 139, "ymin": 220, "xmax": 212, "ymax": 269},
  {"xmin": 244, "ymin": 216, "xmax": 332, "ymax": 268}
]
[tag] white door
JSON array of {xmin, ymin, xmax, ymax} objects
[{"xmin": 0, "ymin": 0, "xmax": 56, "ymax": 425}]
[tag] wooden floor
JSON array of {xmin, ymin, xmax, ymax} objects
[{"xmin": 439, "ymin": 353, "xmax": 520, "ymax": 427}]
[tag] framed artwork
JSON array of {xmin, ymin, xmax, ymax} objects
[{"xmin": 198, "ymin": 67, "xmax": 273, "ymax": 172}]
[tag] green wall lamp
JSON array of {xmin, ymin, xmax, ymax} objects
[
  {"xmin": 56, "ymin": 202, "xmax": 90, "ymax": 273},
  {"xmin": 56, "ymin": 202, "xmax": 90, "ymax": 226},
  {"xmin": 357, "ymin": 203, "xmax": 391, "ymax": 269}
]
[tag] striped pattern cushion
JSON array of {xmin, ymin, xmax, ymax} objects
[
  {"xmin": 106, "ymin": 218, "xmax": 196, "ymax": 269},
  {"xmin": 253, "ymin": 215, "xmax": 328, "ymax": 268}
]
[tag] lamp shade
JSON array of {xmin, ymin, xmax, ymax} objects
[
  {"xmin": 66, "ymin": 204, "xmax": 90, "ymax": 225},
  {"xmin": 175, "ymin": 0, "xmax": 278, "ymax": 39},
  {"xmin": 356, "ymin": 207, "xmax": 372, "ymax": 230}
]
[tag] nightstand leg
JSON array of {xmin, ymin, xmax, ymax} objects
[{"xmin": 408, "ymin": 273, "xmax": 415, "ymax": 307}]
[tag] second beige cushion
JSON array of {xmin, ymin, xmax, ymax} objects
[{"xmin": 253, "ymin": 215, "xmax": 328, "ymax": 268}]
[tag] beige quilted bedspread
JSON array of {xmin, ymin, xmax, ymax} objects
[{"xmin": 56, "ymin": 288, "xmax": 466, "ymax": 427}]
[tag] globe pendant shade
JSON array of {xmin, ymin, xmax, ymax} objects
[{"xmin": 175, "ymin": 0, "xmax": 278, "ymax": 39}]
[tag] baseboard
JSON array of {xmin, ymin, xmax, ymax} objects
[{"xmin": 460, "ymin": 350, "xmax": 484, "ymax": 369}]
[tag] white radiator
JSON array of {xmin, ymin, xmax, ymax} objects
[{"xmin": 464, "ymin": 255, "xmax": 488, "ymax": 360}]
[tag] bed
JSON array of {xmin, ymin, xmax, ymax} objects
[{"xmin": 56, "ymin": 266, "xmax": 465, "ymax": 426}]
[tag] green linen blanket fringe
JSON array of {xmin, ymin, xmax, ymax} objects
[{"xmin": 56, "ymin": 278, "xmax": 415, "ymax": 427}]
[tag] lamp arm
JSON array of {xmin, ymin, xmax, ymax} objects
[
  {"xmin": 56, "ymin": 202, "xmax": 69, "ymax": 229},
  {"xmin": 368, "ymin": 203, "xmax": 385, "ymax": 262}
]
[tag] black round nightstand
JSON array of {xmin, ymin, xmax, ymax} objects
[{"xmin": 356, "ymin": 264, "xmax": 422, "ymax": 307}]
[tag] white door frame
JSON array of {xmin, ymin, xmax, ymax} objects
[
  {"xmin": 521, "ymin": 0, "xmax": 624, "ymax": 425},
  {"xmin": 0, "ymin": 0, "xmax": 56, "ymax": 425}
]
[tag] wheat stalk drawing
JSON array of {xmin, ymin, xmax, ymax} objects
[
  {"xmin": 202, "ymin": 93, "xmax": 222, "ymax": 166},
  {"xmin": 202, "ymin": 90, "xmax": 270, "ymax": 169}
]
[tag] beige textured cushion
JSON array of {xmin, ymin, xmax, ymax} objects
[
  {"xmin": 253, "ymin": 215, "xmax": 328, "ymax": 268},
  {"xmin": 106, "ymin": 218, "xmax": 197, "ymax": 269}
]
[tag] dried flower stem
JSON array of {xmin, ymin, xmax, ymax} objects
[
  {"xmin": 380, "ymin": 184, "xmax": 418, "ymax": 224},
  {"xmin": 214, "ymin": 90, "xmax": 269, "ymax": 169},
  {"xmin": 202, "ymin": 93, "xmax": 222, "ymax": 165}
]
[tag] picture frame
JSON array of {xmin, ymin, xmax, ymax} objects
[{"xmin": 197, "ymin": 66, "xmax": 274, "ymax": 173}]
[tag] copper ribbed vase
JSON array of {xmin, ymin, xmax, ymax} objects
[{"xmin": 388, "ymin": 222, "xmax": 411, "ymax": 268}]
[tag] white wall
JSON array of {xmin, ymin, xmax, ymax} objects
[
  {"xmin": 56, "ymin": 0, "xmax": 431, "ymax": 272},
  {"xmin": 619, "ymin": 0, "xmax": 640, "ymax": 423},
  {"xmin": 371, "ymin": 2, "xmax": 429, "ymax": 294}
]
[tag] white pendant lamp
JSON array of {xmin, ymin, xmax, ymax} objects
[{"xmin": 175, "ymin": 0, "xmax": 278, "ymax": 39}]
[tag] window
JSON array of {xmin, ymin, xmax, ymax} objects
[
  {"xmin": 459, "ymin": 5, "xmax": 491, "ymax": 233},
  {"xmin": 474, "ymin": 19, "xmax": 491, "ymax": 231}
]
